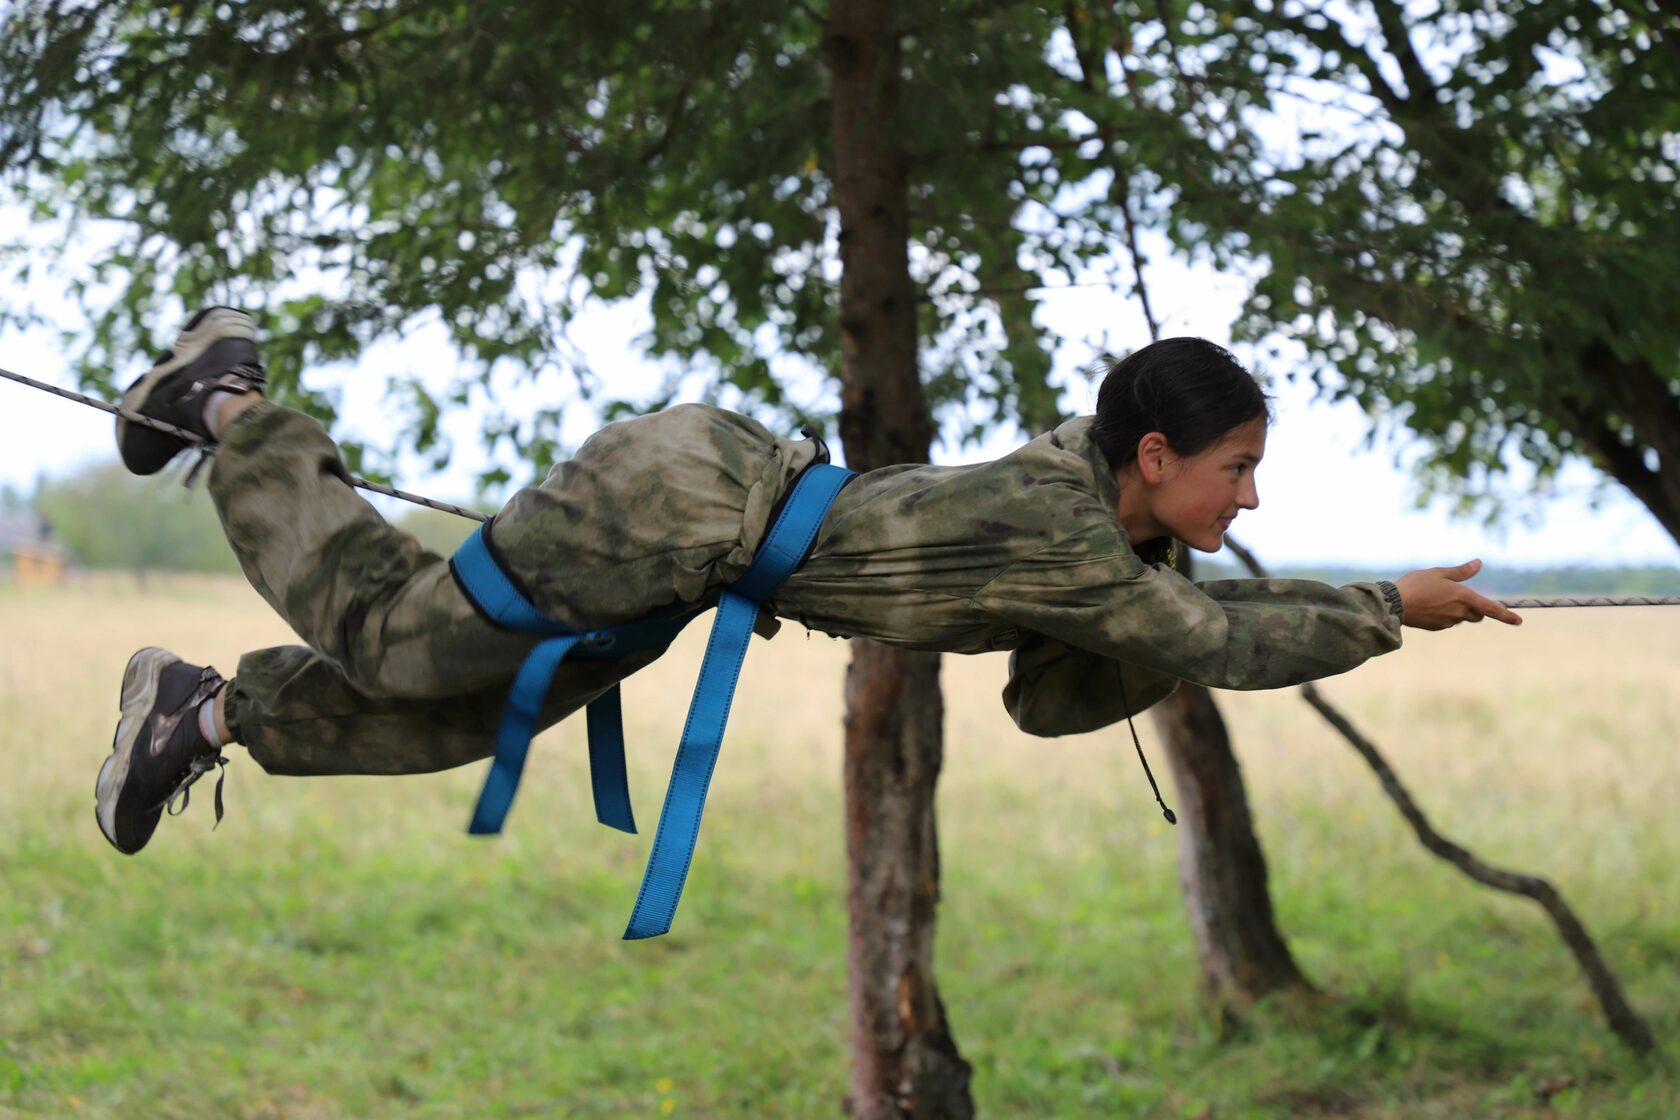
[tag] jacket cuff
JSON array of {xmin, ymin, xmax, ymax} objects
[{"xmin": 1376, "ymin": 579, "xmax": 1405, "ymax": 624}]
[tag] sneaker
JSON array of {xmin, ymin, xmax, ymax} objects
[
  {"xmin": 116, "ymin": 307, "xmax": 266, "ymax": 475},
  {"xmin": 96, "ymin": 647, "xmax": 231, "ymax": 855}
]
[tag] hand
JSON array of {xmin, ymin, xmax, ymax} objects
[{"xmin": 1393, "ymin": 560, "xmax": 1522, "ymax": 630}]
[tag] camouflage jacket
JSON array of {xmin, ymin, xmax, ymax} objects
[
  {"xmin": 490, "ymin": 406, "xmax": 1402, "ymax": 739},
  {"xmin": 772, "ymin": 414, "xmax": 1404, "ymax": 736}
]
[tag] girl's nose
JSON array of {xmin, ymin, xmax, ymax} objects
[{"xmin": 1240, "ymin": 477, "xmax": 1260, "ymax": 510}]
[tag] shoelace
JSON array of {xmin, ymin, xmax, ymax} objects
[{"xmin": 162, "ymin": 751, "xmax": 230, "ymax": 829}]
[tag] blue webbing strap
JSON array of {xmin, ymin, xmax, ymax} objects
[
  {"xmin": 584, "ymin": 686, "xmax": 636, "ymax": 833},
  {"xmin": 622, "ymin": 462, "xmax": 853, "ymax": 939},
  {"xmin": 452, "ymin": 462, "xmax": 853, "ymax": 939},
  {"xmin": 453, "ymin": 524, "xmax": 642, "ymax": 836},
  {"xmin": 467, "ymin": 632, "xmax": 582, "ymax": 835},
  {"xmin": 451, "ymin": 524, "xmax": 563, "ymax": 634}
]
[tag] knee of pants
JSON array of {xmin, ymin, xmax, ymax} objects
[
  {"xmin": 332, "ymin": 630, "xmax": 530, "ymax": 703},
  {"xmin": 327, "ymin": 639, "xmax": 440, "ymax": 702}
]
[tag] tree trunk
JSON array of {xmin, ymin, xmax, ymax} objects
[
  {"xmin": 842, "ymin": 647, "xmax": 970, "ymax": 1117},
  {"xmin": 1563, "ymin": 344, "xmax": 1680, "ymax": 548},
  {"xmin": 1149, "ymin": 550, "xmax": 1313, "ymax": 1020},
  {"xmin": 827, "ymin": 1, "xmax": 973, "ymax": 1116}
]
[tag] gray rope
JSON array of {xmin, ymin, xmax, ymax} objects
[
  {"xmin": 1494, "ymin": 595, "xmax": 1680, "ymax": 609},
  {"xmin": 6, "ymin": 365, "xmax": 1679, "ymax": 603},
  {"xmin": 2, "ymin": 365, "xmax": 489, "ymax": 523}
]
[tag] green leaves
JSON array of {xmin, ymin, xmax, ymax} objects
[
  {"xmin": 8, "ymin": 0, "xmax": 1668, "ymax": 533},
  {"xmin": 1150, "ymin": 0, "xmax": 1680, "ymax": 537},
  {"xmin": 0, "ymin": 0, "xmax": 1076, "ymax": 483}
]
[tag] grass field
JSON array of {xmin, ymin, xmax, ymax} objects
[{"xmin": 2, "ymin": 575, "xmax": 1677, "ymax": 1118}]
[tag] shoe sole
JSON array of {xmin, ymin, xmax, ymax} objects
[
  {"xmin": 117, "ymin": 308, "xmax": 259, "ymax": 464},
  {"xmin": 95, "ymin": 647, "xmax": 176, "ymax": 854}
]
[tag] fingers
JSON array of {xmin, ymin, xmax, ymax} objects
[
  {"xmin": 1399, "ymin": 561, "xmax": 1523, "ymax": 630},
  {"xmin": 1450, "ymin": 562, "xmax": 1523, "ymax": 626},
  {"xmin": 1468, "ymin": 590, "xmax": 1523, "ymax": 626},
  {"xmin": 1443, "ymin": 558, "xmax": 1483, "ymax": 582}
]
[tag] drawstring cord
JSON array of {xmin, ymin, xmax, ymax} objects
[{"xmin": 1116, "ymin": 670, "xmax": 1177, "ymax": 825}]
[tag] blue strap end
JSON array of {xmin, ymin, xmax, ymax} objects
[
  {"xmin": 465, "ymin": 633, "xmax": 579, "ymax": 837},
  {"xmin": 587, "ymin": 687, "xmax": 637, "ymax": 834}
]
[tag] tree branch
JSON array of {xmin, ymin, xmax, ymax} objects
[
  {"xmin": 1369, "ymin": 0, "xmax": 1438, "ymax": 105},
  {"xmin": 1551, "ymin": 386, "xmax": 1680, "ymax": 544},
  {"xmin": 1232, "ymin": 0, "xmax": 1407, "ymax": 116},
  {"xmin": 1114, "ymin": 162, "xmax": 1160, "ymax": 341},
  {"xmin": 911, "ymin": 126, "xmax": 1115, "ymax": 165},
  {"xmin": 916, "ymin": 277, "xmax": 1128, "ymax": 302},
  {"xmin": 1062, "ymin": 1, "xmax": 1101, "ymax": 93},
  {"xmin": 1222, "ymin": 535, "xmax": 1658, "ymax": 1055},
  {"xmin": 638, "ymin": 7, "xmax": 725, "ymax": 165}
]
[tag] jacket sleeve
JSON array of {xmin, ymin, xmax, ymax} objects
[
  {"xmin": 1002, "ymin": 632, "xmax": 1180, "ymax": 737},
  {"xmin": 975, "ymin": 538, "xmax": 1403, "ymax": 693}
]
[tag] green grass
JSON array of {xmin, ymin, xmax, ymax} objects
[{"xmin": 2, "ymin": 577, "xmax": 1676, "ymax": 1118}]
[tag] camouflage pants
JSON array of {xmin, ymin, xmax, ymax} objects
[{"xmin": 213, "ymin": 402, "xmax": 818, "ymax": 776}]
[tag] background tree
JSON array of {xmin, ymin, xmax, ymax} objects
[
  {"xmin": 1112, "ymin": 0, "xmax": 1680, "ymax": 543},
  {"xmin": 34, "ymin": 462, "xmax": 241, "ymax": 574},
  {"xmin": 1010, "ymin": 0, "xmax": 1680, "ymax": 1011}
]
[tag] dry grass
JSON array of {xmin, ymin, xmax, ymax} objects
[{"xmin": 1, "ymin": 573, "xmax": 1676, "ymax": 1118}]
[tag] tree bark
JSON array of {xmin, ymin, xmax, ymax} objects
[
  {"xmin": 1149, "ymin": 551, "xmax": 1314, "ymax": 1020},
  {"xmin": 827, "ymin": 1, "xmax": 973, "ymax": 1116},
  {"xmin": 842, "ymin": 647, "xmax": 971, "ymax": 1117}
]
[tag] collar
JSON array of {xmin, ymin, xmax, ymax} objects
[
  {"xmin": 1047, "ymin": 414, "xmax": 1172, "ymax": 564},
  {"xmin": 1047, "ymin": 414, "xmax": 1122, "ymax": 519}
]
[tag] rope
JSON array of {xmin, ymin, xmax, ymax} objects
[
  {"xmin": 2, "ymin": 365, "xmax": 489, "ymax": 523},
  {"xmin": 5, "ymin": 365, "xmax": 1679, "ymax": 605},
  {"xmin": 1494, "ymin": 595, "xmax": 1680, "ymax": 609}
]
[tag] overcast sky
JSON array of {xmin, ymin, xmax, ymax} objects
[{"xmin": 2, "ymin": 207, "xmax": 1675, "ymax": 573}]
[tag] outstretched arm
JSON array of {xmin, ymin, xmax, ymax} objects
[
  {"xmin": 992, "ymin": 552, "xmax": 1520, "ymax": 733},
  {"xmin": 979, "ymin": 533, "xmax": 1526, "ymax": 697}
]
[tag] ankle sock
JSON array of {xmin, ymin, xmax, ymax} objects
[
  {"xmin": 197, "ymin": 687, "xmax": 230, "ymax": 749},
  {"xmin": 201, "ymin": 390, "xmax": 240, "ymax": 438}
]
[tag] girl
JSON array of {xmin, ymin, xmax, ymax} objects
[{"xmin": 96, "ymin": 309, "xmax": 1519, "ymax": 858}]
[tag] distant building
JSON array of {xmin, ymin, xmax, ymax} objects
[{"xmin": 0, "ymin": 512, "xmax": 71, "ymax": 587}]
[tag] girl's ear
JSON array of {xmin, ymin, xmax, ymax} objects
[{"xmin": 1135, "ymin": 431, "xmax": 1170, "ymax": 484}]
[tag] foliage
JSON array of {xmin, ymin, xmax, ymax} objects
[
  {"xmin": 1078, "ymin": 0, "xmax": 1680, "ymax": 538},
  {"xmin": 33, "ymin": 460, "xmax": 240, "ymax": 573},
  {"xmin": 0, "ymin": 0, "xmax": 1091, "ymax": 485},
  {"xmin": 2, "ymin": 2, "xmax": 1676, "ymax": 530}
]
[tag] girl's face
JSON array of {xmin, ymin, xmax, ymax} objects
[{"xmin": 1120, "ymin": 417, "xmax": 1266, "ymax": 554}]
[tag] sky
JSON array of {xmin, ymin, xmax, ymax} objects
[{"xmin": 1, "ymin": 209, "xmax": 1676, "ymax": 574}]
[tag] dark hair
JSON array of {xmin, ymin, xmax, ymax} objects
[{"xmin": 1091, "ymin": 337, "xmax": 1272, "ymax": 473}]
